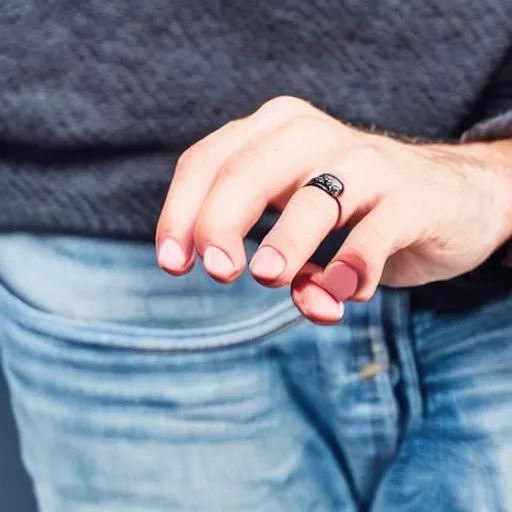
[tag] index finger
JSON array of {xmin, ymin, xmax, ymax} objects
[{"xmin": 156, "ymin": 97, "xmax": 316, "ymax": 274}]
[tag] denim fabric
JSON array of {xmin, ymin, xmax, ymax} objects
[
  {"xmin": 0, "ymin": 234, "xmax": 511, "ymax": 511},
  {"xmin": 0, "ymin": 362, "xmax": 37, "ymax": 511}
]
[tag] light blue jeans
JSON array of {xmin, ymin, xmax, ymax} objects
[{"xmin": 1, "ymin": 234, "xmax": 512, "ymax": 511}]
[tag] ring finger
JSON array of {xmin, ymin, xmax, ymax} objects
[{"xmin": 249, "ymin": 165, "xmax": 379, "ymax": 289}]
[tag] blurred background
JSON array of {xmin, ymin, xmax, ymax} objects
[{"xmin": 0, "ymin": 363, "xmax": 37, "ymax": 511}]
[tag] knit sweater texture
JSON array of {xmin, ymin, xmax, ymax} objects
[
  {"xmin": 2, "ymin": 1, "xmax": 512, "ymax": 309},
  {"xmin": 2, "ymin": 0, "xmax": 512, "ymax": 237}
]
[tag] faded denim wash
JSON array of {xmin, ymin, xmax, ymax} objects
[{"xmin": 0, "ymin": 234, "xmax": 511, "ymax": 511}]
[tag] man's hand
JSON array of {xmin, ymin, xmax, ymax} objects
[{"xmin": 156, "ymin": 96, "xmax": 512, "ymax": 324}]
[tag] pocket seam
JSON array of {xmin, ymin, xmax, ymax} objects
[{"xmin": 0, "ymin": 281, "xmax": 303, "ymax": 352}]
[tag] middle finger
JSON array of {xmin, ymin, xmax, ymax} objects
[{"xmin": 193, "ymin": 116, "xmax": 344, "ymax": 281}]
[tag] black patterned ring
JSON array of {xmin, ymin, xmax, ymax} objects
[{"xmin": 304, "ymin": 173, "xmax": 344, "ymax": 199}]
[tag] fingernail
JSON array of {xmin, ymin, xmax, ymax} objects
[
  {"xmin": 322, "ymin": 262, "xmax": 359, "ymax": 302},
  {"xmin": 158, "ymin": 238, "xmax": 187, "ymax": 271},
  {"xmin": 325, "ymin": 301, "xmax": 345, "ymax": 322},
  {"xmin": 250, "ymin": 246, "xmax": 286, "ymax": 280},
  {"xmin": 203, "ymin": 246, "xmax": 235, "ymax": 277}
]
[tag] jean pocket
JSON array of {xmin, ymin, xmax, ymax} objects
[
  {"xmin": 0, "ymin": 276, "xmax": 303, "ymax": 354},
  {"xmin": 0, "ymin": 279, "xmax": 355, "ymax": 512}
]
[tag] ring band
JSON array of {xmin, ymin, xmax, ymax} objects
[{"xmin": 304, "ymin": 173, "xmax": 344, "ymax": 199}]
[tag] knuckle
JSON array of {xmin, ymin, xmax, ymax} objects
[
  {"xmin": 339, "ymin": 144, "xmax": 380, "ymax": 170},
  {"xmin": 283, "ymin": 114, "xmax": 330, "ymax": 139},
  {"xmin": 220, "ymin": 144, "xmax": 265, "ymax": 179},
  {"xmin": 175, "ymin": 144, "xmax": 203, "ymax": 172},
  {"xmin": 259, "ymin": 96, "xmax": 312, "ymax": 116}
]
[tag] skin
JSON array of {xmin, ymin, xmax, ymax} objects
[{"xmin": 155, "ymin": 96, "xmax": 512, "ymax": 325}]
